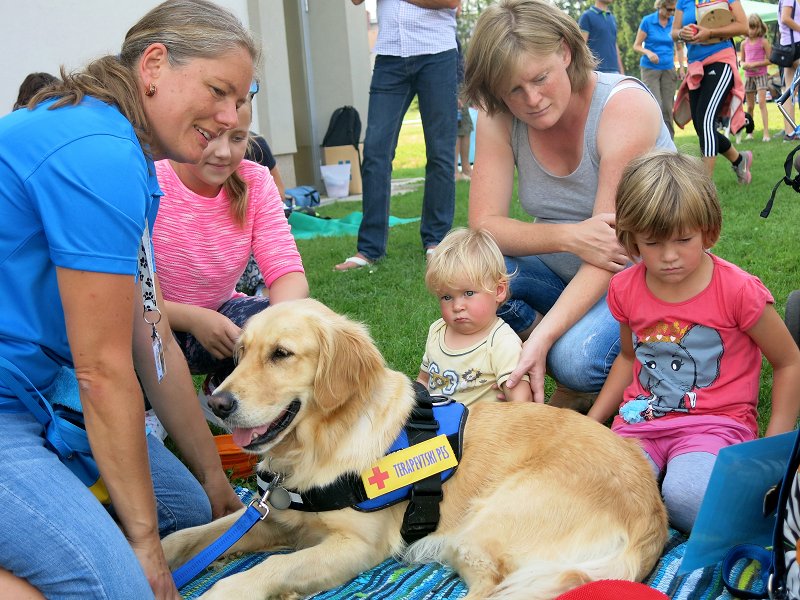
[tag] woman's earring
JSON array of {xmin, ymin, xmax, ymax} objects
[{"xmin": 145, "ymin": 83, "xmax": 157, "ymax": 97}]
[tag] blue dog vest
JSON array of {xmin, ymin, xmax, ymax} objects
[{"xmin": 258, "ymin": 401, "xmax": 466, "ymax": 510}]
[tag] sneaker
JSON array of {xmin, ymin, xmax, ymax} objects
[
  {"xmin": 784, "ymin": 132, "xmax": 798, "ymax": 142},
  {"xmin": 735, "ymin": 133, "xmax": 742, "ymax": 144},
  {"xmin": 733, "ymin": 150, "xmax": 753, "ymax": 184},
  {"xmin": 763, "ymin": 136, "xmax": 771, "ymax": 142},
  {"xmin": 745, "ymin": 133, "xmax": 753, "ymax": 141}
]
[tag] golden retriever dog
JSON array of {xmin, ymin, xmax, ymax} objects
[{"xmin": 162, "ymin": 299, "xmax": 667, "ymax": 600}]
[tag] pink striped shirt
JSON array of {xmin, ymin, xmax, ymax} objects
[{"xmin": 153, "ymin": 159, "xmax": 304, "ymax": 310}]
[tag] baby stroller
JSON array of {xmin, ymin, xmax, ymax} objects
[{"xmin": 767, "ymin": 72, "xmax": 800, "ymax": 346}]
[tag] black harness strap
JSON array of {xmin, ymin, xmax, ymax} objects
[
  {"xmin": 400, "ymin": 383, "xmax": 444, "ymax": 543},
  {"xmin": 257, "ymin": 471, "xmax": 366, "ymax": 512},
  {"xmin": 762, "ymin": 143, "xmax": 800, "ymax": 218}
]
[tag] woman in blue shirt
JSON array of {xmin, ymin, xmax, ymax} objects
[
  {"xmin": 0, "ymin": 1, "xmax": 259, "ymax": 597},
  {"xmin": 672, "ymin": 0, "xmax": 750, "ymax": 181},
  {"xmin": 634, "ymin": 0, "xmax": 686, "ymax": 137}
]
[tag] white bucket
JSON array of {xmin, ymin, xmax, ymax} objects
[{"xmin": 321, "ymin": 163, "xmax": 351, "ymax": 198}]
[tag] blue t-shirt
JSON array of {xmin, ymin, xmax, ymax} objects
[
  {"xmin": 639, "ymin": 11, "xmax": 676, "ymax": 70},
  {"xmin": 579, "ymin": 6, "xmax": 620, "ymax": 73},
  {"xmin": 677, "ymin": 0, "xmax": 736, "ymax": 63},
  {"xmin": 0, "ymin": 97, "xmax": 161, "ymax": 411}
]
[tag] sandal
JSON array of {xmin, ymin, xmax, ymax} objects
[{"xmin": 334, "ymin": 255, "xmax": 373, "ymax": 272}]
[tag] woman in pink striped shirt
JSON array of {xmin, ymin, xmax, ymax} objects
[{"xmin": 152, "ymin": 96, "xmax": 309, "ymax": 384}]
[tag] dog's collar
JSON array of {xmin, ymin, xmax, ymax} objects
[{"xmin": 256, "ymin": 384, "xmax": 467, "ymax": 541}]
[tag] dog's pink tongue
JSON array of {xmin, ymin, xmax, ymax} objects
[{"xmin": 231, "ymin": 425, "xmax": 270, "ymax": 448}]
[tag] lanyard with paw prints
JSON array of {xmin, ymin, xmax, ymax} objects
[{"xmin": 138, "ymin": 224, "xmax": 166, "ymax": 382}]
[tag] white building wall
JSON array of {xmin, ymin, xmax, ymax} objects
[
  {"xmin": 0, "ymin": 0, "xmax": 370, "ymax": 189},
  {"xmin": 0, "ymin": 1, "xmax": 246, "ymax": 113}
]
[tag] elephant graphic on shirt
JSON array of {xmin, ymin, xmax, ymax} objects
[{"xmin": 631, "ymin": 323, "xmax": 723, "ymax": 419}]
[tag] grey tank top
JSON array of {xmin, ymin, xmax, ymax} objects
[{"xmin": 512, "ymin": 71, "xmax": 675, "ymax": 282}]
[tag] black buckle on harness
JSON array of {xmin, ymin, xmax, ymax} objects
[
  {"xmin": 400, "ymin": 481, "xmax": 444, "ymax": 543},
  {"xmin": 406, "ymin": 420, "xmax": 438, "ymax": 432}
]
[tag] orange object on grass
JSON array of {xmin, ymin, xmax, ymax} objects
[{"xmin": 214, "ymin": 434, "xmax": 258, "ymax": 480}]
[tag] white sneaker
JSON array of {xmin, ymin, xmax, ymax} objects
[
  {"xmin": 144, "ymin": 409, "xmax": 168, "ymax": 442},
  {"xmin": 733, "ymin": 150, "xmax": 753, "ymax": 184}
]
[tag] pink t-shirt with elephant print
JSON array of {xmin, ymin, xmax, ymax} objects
[{"xmin": 606, "ymin": 253, "xmax": 773, "ymax": 437}]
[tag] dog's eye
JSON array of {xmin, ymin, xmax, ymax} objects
[
  {"xmin": 271, "ymin": 346, "xmax": 293, "ymax": 361},
  {"xmin": 233, "ymin": 344, "xmax": 244, "ymax": 365}
]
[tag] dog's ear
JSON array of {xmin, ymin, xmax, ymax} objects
[{"xmin": 313, "ymin": 314, "xmax": 385, "ymax": 412}]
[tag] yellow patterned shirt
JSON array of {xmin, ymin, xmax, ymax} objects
[{"xmin": 420, "ymin": 317, "xmax": 528, "ymax": 407}]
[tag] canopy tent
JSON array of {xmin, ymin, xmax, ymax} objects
[{"xmin": 740, "ymin": 0, "xmax": 778, "ymax": 23}]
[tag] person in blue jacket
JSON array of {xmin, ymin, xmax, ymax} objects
[{"xmin": 0, "ymin": 1, "xmax": 259, "ymax": 597}]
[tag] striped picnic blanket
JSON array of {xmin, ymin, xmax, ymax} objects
[{"xmin": 178, "ymin": 489, "xmax": 765, "ymax": 599}]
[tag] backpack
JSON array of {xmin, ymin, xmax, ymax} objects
[{"xmin": 322, "ymin": 106, "xmax": 362, "ymax": 162}]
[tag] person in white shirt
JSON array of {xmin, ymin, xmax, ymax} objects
[{"xmin": 336, "ymin": 0, "xmax": 460, "ymax": 271}]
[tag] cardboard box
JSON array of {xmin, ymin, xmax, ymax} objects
[{"xmin": 322, "ymin": 144, "xmax": 363, "ymax": 195}]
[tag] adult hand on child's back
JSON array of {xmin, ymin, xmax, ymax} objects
[
  {"xmin": 572, "ymin": 213, "xmax": 629, "ymax": 273},
  {"xmin": 191, "ymin": 309, "xmax": 241, "ymax": 359}
]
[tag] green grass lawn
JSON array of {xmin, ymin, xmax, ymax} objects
[{"xmin": 304, "ymin": 101, "xmax": 799, "ymax": 434}]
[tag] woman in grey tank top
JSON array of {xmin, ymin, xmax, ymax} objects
[{"xmin": 462, "ymin": 0, "xmax": 675, "ymax": 408}]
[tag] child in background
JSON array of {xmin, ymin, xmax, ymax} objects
[
  {"xmin": 739, "ymin": 14, "xmax": 771, "ymax": 142},
  {"xmin": 587, "ymin": 150, "xmax": 800, "ymax": 532},
  {"xmin": 12, "ymin": 72, "xmax": 59, "ymax": 111},
  {"xmin": 152, "ymin": 93, "xmax": 309, "ymax": 389},
  {"xmin": 418, "ymin": 228, "xmax": 533, "ymax": 405}
]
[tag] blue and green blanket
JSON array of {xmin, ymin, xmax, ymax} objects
[
  {"xmin": 288, "ymin": 211, "xmax": 418, "ymax": 241},
  {"xmin": 177, "ymin": 489, "xmax": 765, "ymax": 599}
]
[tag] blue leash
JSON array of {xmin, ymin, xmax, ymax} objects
[{"xmin": 172, "ymin": 477, "xmax": 286, "ymax": 589}]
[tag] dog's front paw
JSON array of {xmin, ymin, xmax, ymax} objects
[
  {"xmin": 161, "ymin": 528, "xmax": 201, "ymax": 569},
  {"xmin": 199, "ymin": 572, "xmax": 264, "ymax": 600},
  {"xmin": 200, "ymin": 571, "xmax": 302, "ymax": 600}
]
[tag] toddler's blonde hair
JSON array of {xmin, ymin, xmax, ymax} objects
[
  {"xmin": 425, "ymin": 228, "xmax": 509, "ymax": 295},
  {"xmin": 615, "ymin": 150, "xmax": 722, "ymax": 257}
]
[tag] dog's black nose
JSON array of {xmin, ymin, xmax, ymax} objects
[{"xmin": 209, "ymin": 391, "xmax": 237, "ymax": 420}]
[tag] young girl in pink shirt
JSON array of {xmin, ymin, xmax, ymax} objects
[
  {"xmin": 739, "ymin": 14, "xmax": 771, "ymax": 141},
  {"xmin": 153, "ymin": 94, "xmax": 308, "ymax": 383},
  {"xmin": 587, "ymin": 150, "xmax": 800, "ymax": 532}
]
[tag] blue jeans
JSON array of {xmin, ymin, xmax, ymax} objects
[
  {"xmin": 0, "ymin": 411, "xmax": 211, "ymax": 598},
  {"xmin": 357, "ymin": 50, "xmax": 458, "ymax": 261},
  {"xmin": 175, "ymin": 295, "xmax": 271, "ymax": 376},
  {"xmin": 498, "ymin": 255, "xmax": 620, "ymax": 392}
]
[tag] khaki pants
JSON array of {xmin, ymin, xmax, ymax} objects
[{"xmin": 640, "ymin": 66, "xmax": 678, "ymax": 138}]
